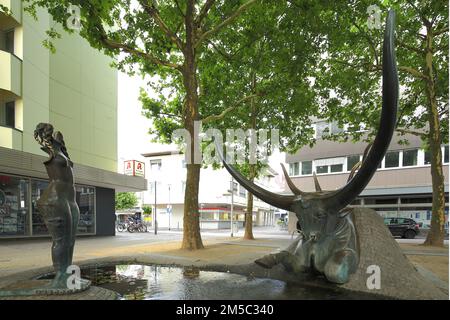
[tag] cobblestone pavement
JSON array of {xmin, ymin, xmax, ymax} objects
[{"xmin": 0, "ymin": 286, "xmax": 118, "ymax": 300}]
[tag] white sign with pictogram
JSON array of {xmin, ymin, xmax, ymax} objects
[{"xmin": 123, "ymin": 160, "xmax": 145, "ymax": 177}]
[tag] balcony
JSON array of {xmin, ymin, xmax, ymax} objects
[
  {"xmin": 0, "ymin": 49, "xmax": 21, "ymax": 97},
  {"xmin": 0, "ymin": 125, "xmax": 22, "ymax": 150},
  {"xmin": 0, "ymin": 0, "xmax": 22, "ymax": 26}
]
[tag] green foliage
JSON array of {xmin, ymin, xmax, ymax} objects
[
  {"xmin": 300, "ymin": 0, "xmax": 448, "ymax": 146},
  {"xmin": 115, "ymin": 192, "xmax": 138, "ymax": 211},
  {"xmin": 0, "ymin": 4, "xmax": 11, "ymax": 15},
  {"xmin": 142, "ymin": 205, "xmax": 152, "ymax": 215}
]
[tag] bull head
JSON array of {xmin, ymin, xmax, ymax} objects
[{"xmin": 217, "ymin": 10, "xmax": 398, "ymax": 243}]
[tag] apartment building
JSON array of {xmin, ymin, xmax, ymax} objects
[
  {"xmin": 0, "ymin": 1, "xmax": 146, "ymax": 238},
  {"xmin": 285, "ymin": 120, "xmax": 449, "ymax": 232},
  {"xmin": 138, "ymin": 149, "xmax": 282, "ymax": 230}
]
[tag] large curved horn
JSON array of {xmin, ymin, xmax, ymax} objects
[
  {"xmin": 326, "ymin": 10, "xmax": 398, "ymax": 210},
  {"xmin": 347, "ymin": 142, "xmax": 373, "ymax": 182},
  {"xmin": 313, "ymin": 172, "xmax": 322, "ymax": 191},
  {"xmin": 216, "ymin": 144, "xmax": 296, "ymax": 211},
  {"xmin": 280, "ymin": 163, "xmax": 305, "ymax": 195}
]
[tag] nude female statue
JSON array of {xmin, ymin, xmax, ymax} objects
[{"xmin": 34, "ymin": 123, "xmax": 89, "ymax": 290}]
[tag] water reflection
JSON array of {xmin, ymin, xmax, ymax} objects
[{"xmin": 78, "ymin": 264, "xmax": 378, "ymax": 300}]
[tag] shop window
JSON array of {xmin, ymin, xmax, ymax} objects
[
  {"xmin": 31, "ymin": 180, "xmax": 49, "ymax": 235},
  {"xmin": 402, "ymin": 149, "xmax": 418, "ymax": 167},
  {"xmin": 384, "ymin": 151, "xmax": 399, "ymax": 168},
  {"xmin": 301, "ymin": 161, "xmax": 312, "ymax": 175},
  {"xmin": 31, "ymin": 181, "xmax": 96, "ymax": 235},
  {"xmin": 76, "ymin": 186, "xmax": 95, "ymax": 234},
  {"xmin": 347, "ymin": 155, "xmax": 360, "ymax": 171},
  {"xmin": 0, "ymin": 175, "xmax": 29, "ymax": 237}
]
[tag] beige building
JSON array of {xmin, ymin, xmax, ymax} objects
[
  {"xmin": 285, "ymin": 120, "xmax": 449, "ymax": 233},
  {"xmin": 0, "ymin": 2, "xmax": 145, "ymax": 238}
]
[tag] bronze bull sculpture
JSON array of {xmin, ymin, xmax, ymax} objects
[{"xmin": 217, "ymin": 10, "xmax": 398, "ymax": 284}]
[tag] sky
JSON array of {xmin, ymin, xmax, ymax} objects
[{"xmin": 117, "ymin": 72, "xmax": 286, "ymax": 187}]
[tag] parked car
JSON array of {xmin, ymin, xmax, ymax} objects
[{"xmin": 383, "ymin": 217, "xmax": 420, "ymax": 239}]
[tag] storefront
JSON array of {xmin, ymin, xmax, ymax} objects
[
  {"xmin": 0, "ymin": 146, "xmax": 146, "ymax": 239},
  {"xmin": 0, "ymin": 173, "xmax": 96, "ymax": 238}
]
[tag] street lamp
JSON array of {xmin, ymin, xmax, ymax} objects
[
  {"xmin": 153, "ymin": 180, "xmax": 157, "ymax": 235},
  {"xmin": 168, "ymin": 184, "xmax": 171, "ymax": 231},
  {"xmin": 222, "ymin": 177, "xmax": 235, "ymax": 237},
  {"xmin": 230, "ymin": 178, "xmax": 234, "ymax": 237}
]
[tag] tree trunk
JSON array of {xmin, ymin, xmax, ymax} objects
[
  {"xmin": 244, "ymin": 73, "xmax": 258, "ymax": 240},
  {"xmin": 244, "ymin": 164, "xmax": 256, "ymax": 240},
  {"xmin": 181, "ymin": 1, "xmax": 204, "ymax": 250},
  {"xmin": 423, "ymin": 28, "xmax": 445, "ymax": 247},
  {"xmin": 182, "ymin": 163, "xmax": 204, "ymax": 249}
]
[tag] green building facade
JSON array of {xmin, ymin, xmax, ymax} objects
[{"xmin": 0, "ymin": 1, "xmax": 145, "ymax": 238}]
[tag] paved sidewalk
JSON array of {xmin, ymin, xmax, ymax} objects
[{"xmin": 0, "ymin": 228, "xmax": 448, "ymax": 296}]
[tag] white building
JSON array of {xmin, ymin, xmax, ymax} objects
[{"xmin": 139, "ymin": 149, "xmax": 285, "ymax": 230}]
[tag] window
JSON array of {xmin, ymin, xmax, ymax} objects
[
  {"xmin": 330, "ymin": 164, "xmax": 343, "ymax": 173},
  {"xmin": 289, "ymin": 162, "xmax": 299, "ymax": 176},
  {"xmin": 424, "ymin": 146, "xmax": 449, "ymax": 165},
  {"xmin": 0, "ymin": 175, "xmax": 29, "ymax": 236},
  {"xmin": 76, "ymin": 186, "xmax": 95, "ymax": 234},
  {"xmin": 315, "ymin": 121, "xmax": 329, "ymax": 138},
  {"xmin": 444, "ymin": 146, "xmax": 449, "ymax": 164},
  {"xmin": 402, "ymin": 149, "xmax": 418, "ymax": 167},
  {"xmin": 316, "ymin": 165, "xmax": 328, "ymax": 174},
  {"xmin": 32, "ymin": 181, "xmax": 95, "ymax": 235},
  {"xmin": 424, "ymin": 150, "xmax": 431, "ymax": 165},
  {"xmin": 31, "ymin": 180, "xmax": 48, "ymax": 235},
  {"xmin": 0, "ymin": 101, "xmax": 15, "ymax": 128},
  {"xmin": 329, "ymin": 122, "xmax": 343, "ymax": 135},
  {"xmin": 239, "ymin": 185, "xmax": 246, "ymax": 198},
  {"xmin": 347, "ymin": 155, "xmax": 360, "ymax": 171},
  {"xmin": 232, "ymin": 182, "xmax": 238, "ymax": 195},
  {"xmin": 150, "ymin": 159, "xmax": 161, "ymax": 171},
  {"xmin": 4, "ymin": 29, "xmax": 14, "ymax": 54},
  {"xmin": 384, "ymin": 151, "xmax": 399, "ymax": 168},
  {"xmin": 301, "ymin": 161, "xmax": 312, "ymax": 175},
  {"xmin": 181, "ymin": 160, "xmax": 186, "ymax": 168}
]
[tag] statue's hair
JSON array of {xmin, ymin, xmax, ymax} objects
[{"xmin": 53, "ymin": 131, "xmax": 70, "ymax": 159}]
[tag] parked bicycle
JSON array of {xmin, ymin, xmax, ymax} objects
[
  {"xmin": 116, "ymin": 220, "xmax": 129, "ymax": 232},
  {"xmin": 127, "ymin": 219, "xmax": 147, "ymax": 233}
]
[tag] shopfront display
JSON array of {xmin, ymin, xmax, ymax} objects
[
  {"xmin": 0, "ymin": 175, "xmax": 29, "ymax": 236},
  {"xmin": 0, "ymin": 173, "xmax": 96, "ymax": 238}
]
